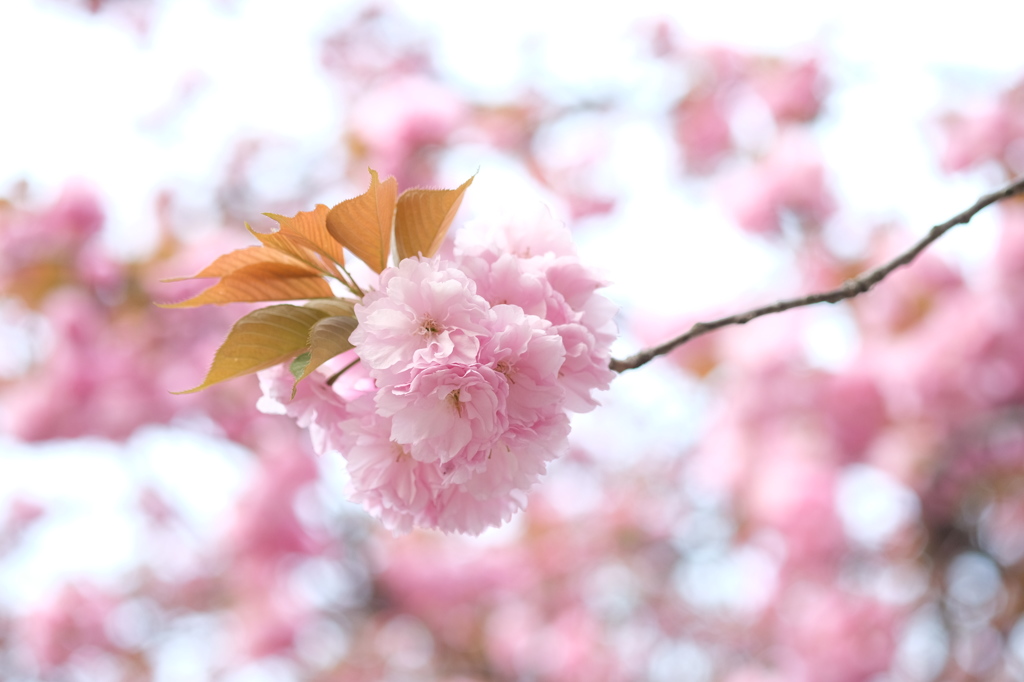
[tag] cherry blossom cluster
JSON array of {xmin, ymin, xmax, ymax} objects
[{"xmin": 260, "ymin": 208, "xmax": 616, "ymax": 534}]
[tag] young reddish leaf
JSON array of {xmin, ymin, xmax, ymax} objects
[
  {"xmin": 326, "ymin": 169, "xmax": 397, "ymax": 273},
  {"xmin": 292, "ymin": 315, "xmax": 359, "ymax": 390},
  {"xmin": 248, "ymin": 228, "xmax": 341, "ymax": 277},
  {"xmin": 253, "ymin": 204, "xmax": 346, "ymax": 275},
  {"xmin": 161, "ymin": 246, "xmax": 302, "ymax": 282},
  {"xmin": 266, "ymin": 204, "xmax": 345, "ymax": 264},
  {"xmin": 173, "ymin": 304, "xmax": 330, "ymax": 393},
  {"xmin": 394, "ymin": 175, "xmax": 474, "ymax": 261},
  {"xmin": 160, "ymin": 262, "xmax": 334, "ymax": 308}
]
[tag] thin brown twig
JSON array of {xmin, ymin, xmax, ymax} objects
[
  {"xmin": 326, "ymin": 357, "xmax": 361, "ymax": 386},
  {"xmin": 610, "ymin": 176, "xmax": 1024, "ymax": 373}
]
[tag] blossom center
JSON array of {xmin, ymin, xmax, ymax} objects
[
  {"xmin": 494, "ymin": 359, "xmax": 517, "ymax": 384},
  {"xmin": 419, "ymin": 315, "xmax": 443, "ymax": 336},
  {"xmin": 392, "ymin": 442, "xmax": 410, "ymax": 463},
  {"xmin": 446, "ymin": 389, "xmax": 463, "ymax": 416}
]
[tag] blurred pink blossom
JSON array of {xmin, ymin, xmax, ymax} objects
[
  {"xmin": 720, "ymin": 136, "xmax": 835, "ymax": 235},
  {"xmin": 349, "ymin": 76, "xmax": 467, "ymax": 186},
  {"xmin": 672, "ymin": 94, "xmax": 733, "ymax": 173},
  {"xmin": 225, "ymin": 446, "xmax": 322, "ymax": 568},
  {"xmin": 750, "ymin": 58, "xmax": 824, "ymax": 124},
  {"xmin": 778, "ymin": 585, "xmax": 901, "ymax": 682},
  {"xmin": 939, "ymin": 95, "xmax": 1024, "ymax": 172},
  {"xmin": 20, "ymin": 583, "xmax": 119, "ymax": 671}
]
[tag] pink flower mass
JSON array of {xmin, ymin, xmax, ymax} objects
[{"xmin": 259, "ymin": 210, "xmax": 615, "ymax": 534}]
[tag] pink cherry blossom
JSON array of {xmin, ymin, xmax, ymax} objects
[
  {"xmin": 457, "ymin": 252, "xmax": 554, "ymax": 319},
  {"xmin": 431, "ymin": 478, "xmax": 531, "ymax": 536},
  {"xmin": 478, "ymin": 304, "xmax": 566, "ymax": 426},
  {"xmin": 342, "ymin": 396, "xmax": 444, "ymax": 533},
  {"xmin": 252, "ymin": 216, "xmax": 613, "ymax": 534},
  {"xmin": 350, "ymin": 257, "xmax": 491, "ymax": 385},
  {"xmin": 305, "ymin": 216, "xmax": 616, "ymax": 534},
  {"xmin": 257, "ymin": 362, "xmax": 352, "ymax": 455},
  {"xmin": 458, "ymin": 411, "xmax": 569, "ymax": 497},
  {"xmin": 341, "ymin": 394, "xmax": 562, "ymax": 535},
  {"xmin": 551, "ymin": 322, "xmax": 615, "ymax": 412},
  {"xmin": 455, "ymin": 204, "xmax": 577, "ymax": 264},
  {"xmin": 376, "ymin": 361, "xmax": 510, "ymax": 470},
  {"xmin": 455, "ymin": 211, "xmax": 617, "ymax": 413}
]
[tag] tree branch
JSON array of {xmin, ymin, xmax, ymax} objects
[{"xmin": 610, "ymin": 176, "xmax": 1024, "ymax": 373}]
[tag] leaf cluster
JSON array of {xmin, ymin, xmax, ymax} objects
[{"xmin": 164, "ymin": 169, "xmax": 474, "ymax": 394}]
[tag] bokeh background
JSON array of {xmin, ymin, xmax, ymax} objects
[{"xmin": 4, "ymin": 0, "xmax": 1024, "ymax": 680}]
